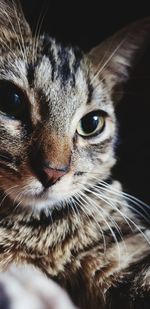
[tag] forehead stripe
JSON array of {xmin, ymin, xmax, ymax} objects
[
  {"xmin": 42, "ymin": 37, "xmax": 56, "ymax": 81},
  {"xmin": 58, "ymin": 45, "xmax": 71, "ymax": 84},
  {"xmin": 72, "ymin": 47, "xmax": 83, "ymax": 74},
  {"xmin": 27, "ymin": 63, "xmax": 35, "ymax": 87},
  {"xmin": 87, "ymin": 78, "xmax": 94, "ymax": 104}
]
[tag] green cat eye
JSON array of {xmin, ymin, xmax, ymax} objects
[
  {"xmin": 0, "ymin": 81, "xmax": 26, "ymax": 120},
  {"xmin": 77, "ymin": 110, "xmax": 106, "ymax": 138}
]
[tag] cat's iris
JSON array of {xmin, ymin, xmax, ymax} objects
[
  {"xmin": 0, "ymin": 81, "xmax": 26, "ymax": 120},
  {"xmin": 77, "ymin": 111, "xmax": 105, "ymax": 138}
]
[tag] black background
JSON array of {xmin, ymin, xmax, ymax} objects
[
  {"xmin": 20, "ymin": 0, "xmax": 150, "ymax": 51},
  {"xmin": 20, "ymin": 0, "xmax": 150, "ymax": 209}
]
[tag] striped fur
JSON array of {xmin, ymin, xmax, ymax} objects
[{"xmin": 0, "ymin": 1, "xmax": 150, "ymax": 308}]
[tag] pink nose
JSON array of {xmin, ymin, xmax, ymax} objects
[{"xmin": 43, "ymin": 167, "xmax": 67, "ymax": 185}]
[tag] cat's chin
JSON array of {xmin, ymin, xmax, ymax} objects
[
  {"xmin": 12, "ymin": 188, "xmax": 76, "ymax": 213},
  {"xmin": 20, "ymin": 193, "xmax": 71, "ymax": 212}
]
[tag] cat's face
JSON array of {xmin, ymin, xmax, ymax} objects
[
  {"xmin": 0, "ymin": 36, "xmax": 116, "ymax": 210},
  {"xmin": 0, "ymin": 1, "xmax": 149, "ymax": 211}
]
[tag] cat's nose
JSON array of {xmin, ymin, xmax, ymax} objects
[{"xmin": 42, "ymin": 163, "xmax": 69, "ymax": 187}]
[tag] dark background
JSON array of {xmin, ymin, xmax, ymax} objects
[
  {"xmin": 20, "ymin": 1, "xmax": 150, "ymax": 209},
  {"xmin": 20, "ymin": 0, "xmax": 150, "ymax": 51}
]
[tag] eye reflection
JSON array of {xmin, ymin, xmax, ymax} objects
[
  {"xmin": 0, "ymin": 81, "xmax": 26, "ymax": 120},
  {"xmin": 76, "ymin": 110, "xmax": 106, "ymax": 138}
]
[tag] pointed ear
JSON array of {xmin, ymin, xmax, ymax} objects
[
  {"xmin": 88, "ymin": 18, "xmax": 150, "ymax": 92},
  {"xmin": 0, "ymin": 0, "xmax": 31, "ymax": 39}
]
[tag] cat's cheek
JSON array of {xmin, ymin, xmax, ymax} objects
[{"xmin": 0, "ymin": 116, "xmax": 22, "ymax": 136}]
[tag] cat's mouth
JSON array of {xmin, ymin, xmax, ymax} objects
[
  {"xmin": 9, "ymin": 174, "xmax": 79, "ymax": 211},
  {"xmin": 19, "ymin": 190, "xmax": 75, "ymax": 211}
]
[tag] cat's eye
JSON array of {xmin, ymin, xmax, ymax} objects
[
  {"xmin": 0, "ymin": 81, "xmax": 26, "ymax": 120},
  {"xmin": 76, "ymin": 110, "xmax": 106, "ymax": 138}
]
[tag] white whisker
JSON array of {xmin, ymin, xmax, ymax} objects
[
  {"xmin": 32, "ymin": 7, "xmax": 47, "ymax": 63},
  {"xmin": 2, "ymin": 9, "xmax": 25, "ymax": 61},
  {"xmin": 75, "ymin": 192, "xmax": 107, "ymax": 255},
  {"xmin": 0, "ymin": 37, "xmax": 18, "ymax": 59},
  {"xmin": 93, "ymin": 183, "xmax": 150, "ymax": 224},
  {"xmin": 91, "ymin": 36, "xmax": 128, "ymax": 84},
  {"xmin": 0, "ymin": 185, "xmax": 19, "ymax": 208},
  {"xmin": 70, "ymin": 196, "xmax": 81, "ymax": 225},
  {"xmin": 79, "ymin": 179, "xmax": 150, "ymax": 246},
  {"xmin": 78, "ymin": 188, "xmax": 123, "ymax": 262}
]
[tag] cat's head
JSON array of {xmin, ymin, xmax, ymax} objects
[{"xmin": 0, "ymin": 1, "xmax": 150, "ymax": 211}]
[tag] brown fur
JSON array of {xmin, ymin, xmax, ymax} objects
[{"xmin": 0, "ymin": 1, "xmax": 150, "ymax": 308}]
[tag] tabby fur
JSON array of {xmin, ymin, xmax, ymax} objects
[{"xmin": 0, "ymin": 1, "xmax": 150, "ymax": 308}]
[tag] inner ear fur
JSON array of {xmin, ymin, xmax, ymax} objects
[{"xmin": 88, "ymin": 18, "xmax": 150, "ymax": 93}]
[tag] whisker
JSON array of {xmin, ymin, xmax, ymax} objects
[
  {"xmin": 91, "ymin": 36, "xmax": 128, "ymax": 84},
  {"xmin": 94, "ymin": 184, "xmax": 150, "ymax": 224},
  {"xmin": 32, "ymin": 5, "xmax": 47, "ymax": 63},
  {"xmin": 13, "ymin": 1, "xmax": 28, "ymax": 63},
  {"xmin": 78, "ymin": 179, "xmax": 133, "ymax": 231},
  {"xmin": 78, "ymin": 172, "xmax": 150, "ymax": 214},
  {"xmin": 0, "ymin": 185, "xmax": 19, "ymax": 208},
  {"xmin": 0, "ymin": 37, "xmax": 18, "ymax": 59},
  {"xmin": 69, "ymin": 196, "xmax": 81, "ymax": 226},
  {"xmin": 12, "ymin": 187, "xmax": 28, "ymax": 208},
  {"xmin": 81, "ymin": 181, "xmax": 150, "ymax": 246},
  {"xmin": 78, "ymin": 188, "xmax": 123, "ymax": 262},
  {"xmin": 2, "ymin": 8, "xmax": 25, "ymax": 61},
  {"xmin": 90, "ymin": 35, "xmax": 116, "ymax": 84},
  {"xmin": 85, "ymin": 195, "xmax": 122, "ymax": 265},
  {"xmin": 97, "ymin": 179, "xmax": 150, "ymax": 213},
  {"xmin": 83, "ymin": 190, "xmax": 123, "ymax": 240},
  {"xmin": 74, "ymin": 192, "xmax": 107, "ymax": 255}
]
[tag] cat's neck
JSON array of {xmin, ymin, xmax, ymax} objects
[
  {"xmin": 0, "ymin": 181, "xmax": 150, "ymax": 309},
  {"xmin": 0, "ymin": 181, "xmax": 149, "ymax": 278}
]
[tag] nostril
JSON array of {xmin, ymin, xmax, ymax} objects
[
  {"xmin": 41, "ymin": 162, "xmax": 70, "ymax": 187},
  {"xmin": 43, "ymin": 167, "xmax": 67, "ymax": 185}
]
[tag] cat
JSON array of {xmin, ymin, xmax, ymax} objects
[{"xmin": 0, "ymin": 1, "xmax": 150, "ymax": 308}]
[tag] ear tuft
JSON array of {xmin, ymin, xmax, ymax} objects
[{"xmin": 88, "ymin": 18, "xmax": 150, "ymax": 89}]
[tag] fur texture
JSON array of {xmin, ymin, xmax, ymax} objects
[{"xmin": 0, "ymin": 1, "xmax": 150, "ymax": 308}]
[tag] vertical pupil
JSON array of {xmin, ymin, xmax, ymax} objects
[
  {"xmin": 7, "ymin": 91, "xmax": 20, "ymax": 112},
  {"xmin": 82, "ymin": 114, "xmax": 99, "ymax": 133},
  {"xmin": 13, "ymin": 93, "xmax": 20, "ymax": 106}
]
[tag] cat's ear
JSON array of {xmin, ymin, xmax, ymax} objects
[
  {"xmin": 0, "ymin": 0, "xmax": 31, "ymax": 39},
  {"xmin": 88, "ymin": 18, "xmax": 150, "ymax": 92}
]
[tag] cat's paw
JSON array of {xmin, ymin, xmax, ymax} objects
[{"xmin": 0, "ymin": 265, "xmax": 76, "ymax": 309}]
